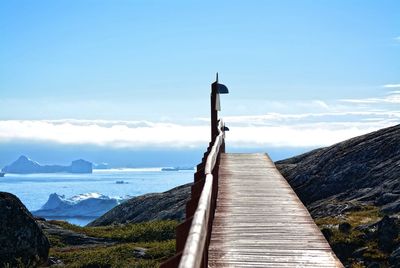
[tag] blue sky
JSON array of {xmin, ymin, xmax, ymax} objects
[{"xmin": 0, "ymin": 1, "xmax": 400, "ymax": 165}]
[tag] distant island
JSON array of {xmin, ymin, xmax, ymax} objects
[
  {"xmin": 1, "ymin": 155, "xmax": 93, "ymax": 174},
  {"xmin": 161, "ymin": 166, "xmax": 194, "ymax": 171}
]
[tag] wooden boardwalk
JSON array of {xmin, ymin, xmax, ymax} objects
[{"xmin": 208, "ymin": 153, "xmax": 343, "ymax": 267}]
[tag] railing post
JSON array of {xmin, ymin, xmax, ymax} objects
[
  {"xmin": 211, "ymin": 80, "xmax": 218, "ymax": 143},
  {"xmin": 221, "ymin": 132, "xmax": 226, "ymax": 153}
]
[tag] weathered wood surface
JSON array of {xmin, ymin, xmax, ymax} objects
[{"xmin": 208, "ymin": 153, "xmax": 343, "ymax": 268}]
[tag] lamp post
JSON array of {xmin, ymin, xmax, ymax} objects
[{"xmin": 210, "ymin": 73, "xmax": 229, "ymax": 142}]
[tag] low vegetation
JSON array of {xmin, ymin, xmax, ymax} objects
[
  {"xmin": 315, "ymin": 205, "xmax": 398, "ymax": 267},
  {"xmin": 315, "ymin": 205, "xmax": 381, "ymax": 227},
  {"xmin": 44, "ymin": 220, "xmax": 178, "ymax": 268},
  {"xmin": 50, "ymin": 220, "xmax": 177, "ymax": 243}
]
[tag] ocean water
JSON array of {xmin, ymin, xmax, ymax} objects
[{"xmin": 0, "ymin": 168, "xmax": 194, "ymax": 225}]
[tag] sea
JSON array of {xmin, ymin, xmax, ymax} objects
[{"xmin": 0, "ymin": 168, "xmax": 194, "ymax": 226}]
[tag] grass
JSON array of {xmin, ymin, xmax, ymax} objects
[
  {"xmin": 315, "ymin": 205, "xmax": 381, "ymax": 227},
  {"xmin": 45, "ymin": 220, "xmax": 178, "ymax": 268},
  {"xmin": 47, "ymin": 234, "xmax": 67, "ymax": 248},
  {"xmin": 362, "ymin": 241, "xmax": 389, "ymax": 262},
  {"xmin": 48, "ymin": 220, "xmax": 178, "ymax": 243},
  {"xmin": 49, "ymin": 241, "xmax": 175, "ymax": 268},
  {"xmin": 314, "ymin": 205, "xmax": 390, "ymax": 267},
  {"xmin": 3, "ymin": 259, "xmax": 37, "ymax": 268}
]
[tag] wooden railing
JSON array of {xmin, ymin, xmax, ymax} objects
[
  {"xmin": 161, "ymin": 77, "xmax": 228, "ymax": 268},
  {"xmin": 161, "ymin": 120, "xmax": 225, "ymax": 268},
  {"xmin": 179, "ymin": 119, "xmax": 225, "ymax": 268}
]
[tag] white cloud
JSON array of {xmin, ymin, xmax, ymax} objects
[
  {"xmin": 312, "ymin": 100, "xmax": 330, "ymax": 110},
  {"xmin": 223, "ymin": 111, "xmax": 400, "ymax": 124},
  {"xmin": 341, "ymin": 91, "xmax": 400, "ymax": 104},
  {"xmin": 383, "ymin": 84, "xmax": 400, "ymax": 88},
  {"xmin": 0, "ymin": 120, "xmax": 209, "ymax": 148},
  {"xmin": 1, "ymin": 91, "xmax": 399, "ymax": 149},
  {"xmin": 341, "ymin": 98, "xmax": 383, "ymax": 104},
  {"xmin": 0, "ymin": 109, "xmax": 398, "ymax": 149},
  {"xmin": 222, "ymin": 111, "xmax": 399, "ymax": 147},
  {"xmin": 225, "ymin": 123, "xmax": 389, "ymax": 148}
]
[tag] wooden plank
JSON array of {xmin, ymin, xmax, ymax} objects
[{"xmin": 208, "ymin": 153, "xmax": 343, "ymax": 267}]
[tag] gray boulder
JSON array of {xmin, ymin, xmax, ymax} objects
[
  {"xmin": 377, "ymin": 216, "xmax": 398, "ymax": 252},
  {"xmin": 0, "ymin": 192, "xmax": 49, "ymax": 267}
]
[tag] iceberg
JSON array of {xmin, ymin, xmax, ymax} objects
[
  {"xmin": 1, "ymin": 155, "xmax": 93, "ymax": 174},
  {"xmin": 93, "ymin": 163, "xmax": 109, "ymax": 169},
  {"xmin": 32, "ymin": 192, "xmax": 126, "ymax": 218}
]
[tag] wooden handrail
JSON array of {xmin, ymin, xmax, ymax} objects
[
  {"xmin": 178, "ymin": 120, "xmax": 225, "ymax": 268},
  {"xmin": 160, "ymin": 77, "xmax": 228, "ymax": 268}
]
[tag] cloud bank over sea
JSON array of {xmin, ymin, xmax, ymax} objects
[
  {"xmin": 1, "ymin": 90, "xmax": 399, "ymax": 150},
  {"xmin": 0, "ymin": 111, "xmax": 398, "ymax": 149}
]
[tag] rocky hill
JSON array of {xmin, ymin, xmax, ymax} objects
[
  {"xmin": 276, "ymin": 124, "xmax": 400, "ymax": 267},
  {"xmin": 88, "ymin": 183, "xmax": 191, "ymax": 226},
  {"xmin": 276, "ymin": 124, "xmax": 400, "ymax": 218}
]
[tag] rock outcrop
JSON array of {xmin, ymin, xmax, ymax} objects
[
  {"xmin": 37, "ymin": 219, "xmax": 115, "ymax": 246},
  {"xmin": 0, "ymin": 192, "xmax": 49, "ymax": 267},
  {"xmin": 276, "ymin": 124, "xmax": 400, "ymax": 217},
  {"xmin": 2, "ymin": 155, "xmax": 93, "ymax": 174},
  {"xmin": 88, "ymin": 183, "xmax": 191, "ymax": 226}
]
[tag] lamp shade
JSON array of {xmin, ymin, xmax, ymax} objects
[{"xmin": 217, "ymin": 83, "xmax": 229, "ymax": 94}]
